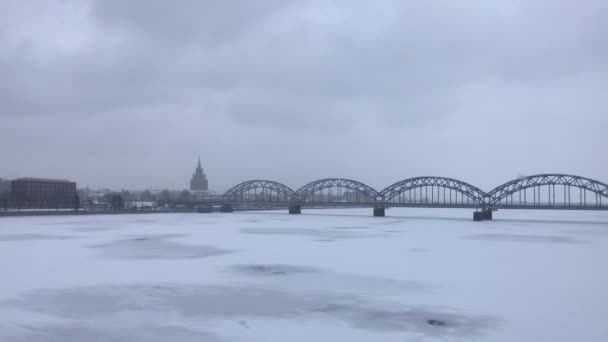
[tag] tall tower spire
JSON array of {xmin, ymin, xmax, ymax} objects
[{"xmin": 190, "ymin": 156, "xmax": 208, "ymax": 191}]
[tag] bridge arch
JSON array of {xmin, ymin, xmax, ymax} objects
[
  {"xmin": 379, "ymin": 177, "xmax": 487, "ymax": 206},
  {"xmin": 487, "ymin": 174, "xmax": 608, "ymax": 208},
  {"xmin": 223, "ymin": 180, "xmax": 294, "ymax": 204},
  {"xmin": 294, "ymin": 178, "xmax": 380, "ymax": 205}
]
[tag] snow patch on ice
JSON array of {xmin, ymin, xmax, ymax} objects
[
  {"xmin": 317, "ymin": 303, "xmax": 497, "ymax": 337},
  {"xmin": 240, "ymin": 227, "xmax": 387, "ymax": 240},
  {"xmin": 4, "ymin": 285, "xmax": 320, "ymax": 319},
  {"xmin": 231, "ymin": 264, "xmax": 320, "ymax": 276},
  {"xmin": 70, "ymin": 226, "xmax": 117, "ymax": 232},
  {"xmin": 466, "ymin": 233, "xmax": 584, "ymax": 244},
  {"xmin": 89, "ymin": 236, "xmax": 231, "ymax": 259},
  {"xmin": 4, "ymin": 323, "xmax": 225, "ymax": 342},
  {"xmin": 229, "ymin": 264, "xmax": 433, "ymax": 295},
  {"xmin": 329, "ymin": 226, "xmax": 371, "ymax": 230},
  {"xmin": 3, "ymin": 284, "xmax": 495, "ymax": 339},
  {"xmin": 0, "ymin": 234, "xmax": 76, "ymax": 242},
  {"xmin": 560, "ymin": 228, "xmax": 608, "ymax": 236}
]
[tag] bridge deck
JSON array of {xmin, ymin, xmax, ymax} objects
[{"xmin": 193, "ymin": 201, "xmax": 608, "ymax": 211}]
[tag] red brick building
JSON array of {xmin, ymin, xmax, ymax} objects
[{"xmin": 11, "ymin": 178, "xmax": 77, "ymax": 208}]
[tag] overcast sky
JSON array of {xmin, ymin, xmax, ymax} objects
[{"xmin": 1, "ymin": 0, "xmax": 606, "ymax": 192}]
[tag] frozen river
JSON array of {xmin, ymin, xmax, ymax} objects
[{"xmin": 0, "ymin": 208, "xmax": 607, "ymax": 341}]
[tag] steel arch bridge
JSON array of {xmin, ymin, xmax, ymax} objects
[
  {"xmin": 486, "ymin": 174, "xmax": 608, "ymax": 209},
  {"xmin": 380, "ymin": 177, "xmax": 487, "ymax": 208},
  {"xmin": 223, "ymin": 180, "xmax": 294, "ymax": 204},
  {"xmin": 211, "ymin": 174, "xmax": 608, "ymax": 219},
  {"xmin": 294, "ymin": 178, "xmax": 380, "ymax": 206}
]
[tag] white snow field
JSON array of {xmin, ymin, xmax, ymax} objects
[{"xmin": 0, "ymin": 208, "xmax": 607, "ymax": 341}]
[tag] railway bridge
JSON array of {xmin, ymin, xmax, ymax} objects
[{"xmin": 201, "ymin": 174, "xmax": 608, "ymax": 221}]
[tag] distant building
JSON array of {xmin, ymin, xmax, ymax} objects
[
  {"xmin": 0, "ymin": 178, "xmax": 11, "ymax": 194},
  {"xmin": 11, "ymin": 177, "xmax": 77, "ymax": 208},
  {"xmin": 190, "ymin": 157, "xmax": 209, "ymax": 191}
]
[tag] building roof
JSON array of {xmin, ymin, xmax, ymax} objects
[{"xmin": 14, "ymin": 177, "xmax": 76, "ymax": 184}]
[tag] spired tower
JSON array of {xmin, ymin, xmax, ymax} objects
[{"xmin": 190, "ymin": 157, "xmax": 209, "ymax": 191}]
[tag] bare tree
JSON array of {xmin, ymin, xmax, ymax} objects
[
  {"xmin": 158, "ymin": 190, "xmax": 173, "ymax": 205},
  {"xmin": 178, "ymin": 190, "xmax": 192, "ymax": 202},
  {"xmin": 140, "ymin": 190, "xmax": 157, "ymax": 202}
]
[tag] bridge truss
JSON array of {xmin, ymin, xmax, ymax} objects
[
  {"xmin": 486, "ymin": 174, "xmax": 608, "ymax": 209},
  {"xmin": 380, "ymin": 177, "xmax": 487, "ymax": 208},
  {"xmin": 223, "ymin": 180, "xmax": 294, "ymax": 205},
  {"xmin": 215, "ymin": 174, "xmax": 608, "ymax": 218},
  {"xmin": 294, "ymin": 178, "xmax": 380, "ymax": 206}
]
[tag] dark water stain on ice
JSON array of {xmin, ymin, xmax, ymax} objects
[
  {"xmin": 241, "ymin": 227, "xmax": 319, "ymax": 235},
  {"xmin": 466, "ymin": 233, "xmax": 584, "ymax": 244},
  {"xmin": 3, "ymin": 285, "xmax": 498, "ymax": 339},
  {"xmin": 39, "ymin": 220, "xmax": 117, "ymax": 232},
  {"xmin": 130, "ymin": 219, "xmax": 158, "ymax": 224},
  {"xmin": 240, "ymin": 228, "xmax": 388, "ymax": 240},
  {"xmin": 316, "ymin": 303, "xmax": 497, "ymax": 337},
  {"xmin": 428, "ymin": 319, "xmax": 447, "ymax": 326},
  {"xmin": 384, "ymin": 229, "xmax": 406, "ymax": 234},
  {"xmin": 495, "ymin": 218, "xmax": 608, "ymax": 226},
  {"xmin": 329, "ymin": 226, "xmax": 370, "ymax": 230},
  {"xmin": 376, "ymin": 219, "xmax": 406, "ymax": 226},
  {"xmin": 119, "ymin": 234, "xmax": 189, "ymax": 240},
  {"xmin": 6, "ymin": 324, "xmax": 225, "ymax": 342},
  {"xmin": 89, "ymin": 236, "xmax": 231, "ymax": 259},
  {"xmin": 72, "ymin": 227, "xmax": 115, "ymax": 232},
  {"xmin": 231, "ymin": 264, "xmax": 320, "ymax": 276},
  {"xmin": 40, "ymin": 220, "xmax": 99, "ymax": 226},
  {"xmin": 193, "ymin": 220, "xmax": 219, "ymax": 225},
  {"xmin": 0, "ymin": 234, "xmax": 77, "ymax": 242},
  {"xmin": 560, "ymin": 228, "xmax": 608, "ymax": 237},
  {"xmin": 230, "ymin": 264, "xmax": 433, "ymax": 295},
  {"xmin": 4, "ymin": 285, "xmax": 320, "ymax": 319}
]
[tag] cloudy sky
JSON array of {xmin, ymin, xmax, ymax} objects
[{"xmin": 1, "ymin": 0, "xmax": 606, "ymax": 192}]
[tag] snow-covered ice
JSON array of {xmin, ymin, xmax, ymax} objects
[{"xmin": 0, "ymin": 208, "xmax": 607, "ymax": 341}]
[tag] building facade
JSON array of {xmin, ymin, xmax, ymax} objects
[
  {"xmin": 190, "ymin": 158, "xmax": 209, "ymax": 191},
  {"xmin": 0, "ymin": 178, "xmax": 11, "ymax": 195},
  {"xmin": 11, "ymin": 178, "xmax": 77, "ymax": 208}
]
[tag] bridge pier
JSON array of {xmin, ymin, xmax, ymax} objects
[
  {"xmin": 373, "ymin": 207, "xmax": 385, "ymax": 217},
  {"xmin": 220, "ymin": 204, "xmax": 234, "ymax": 213},
  {"xmin": 473, "ymin": 212, "xmax": 483, "ymax": 221},
  {"xmin": 289, "ymin": 205, "xmax": 301, "ymax": 215},
  {"xmin": 473, "ymin": 209, "xmax": 493, "ymax": 221}
]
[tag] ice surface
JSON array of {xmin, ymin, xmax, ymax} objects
[
  {"xmin": 1, "ymin": 208, "xmax": 607, "ymax": 341},
  {"xmin": 89, "ymin": 235, "xmax": 232, "ymax": 260},
  {"xmin": 465, "ymin": 233, "xmax": 583, "ymax": 244},
  {"xmin": 0, "ymin": 234, "xmax": 76, "ymax": 242}
]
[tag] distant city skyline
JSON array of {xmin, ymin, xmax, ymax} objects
[{"xmin": 3, "ymin": 161, "xmax": 608, "ymax": 194}]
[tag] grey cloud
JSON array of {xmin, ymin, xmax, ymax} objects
[
  {"xmin": 0, "ymin": 0, "xmax": 606, "ymax": 189},
  {"xmin": 3, "ymin": 0, "xmax": 606, "ymax": 120},
  {"xmin": 91, "ymin": 0, "xmax": 302, "ymax": 46}
]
